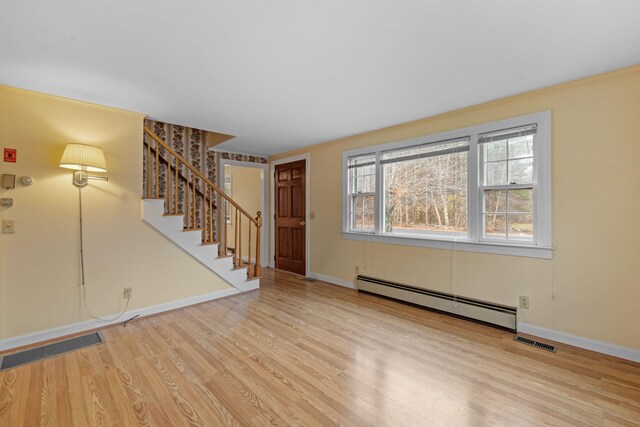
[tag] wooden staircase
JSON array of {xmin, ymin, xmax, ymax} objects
[{"xmin": 142, "ymin": 126, "xmax": 262, "ymax": 291}]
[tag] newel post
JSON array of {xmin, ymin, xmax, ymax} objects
[{"xmin": 255, "ymin": 211, "xmax": 262, "ymax": 277}]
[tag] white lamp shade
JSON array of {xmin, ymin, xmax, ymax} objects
[{"xmin": 59, "ymin": 144, "xmax": 107, "ymax": 172}]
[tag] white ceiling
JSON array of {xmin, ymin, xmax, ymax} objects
[{"xmin": 1, "ymin": 1, "xmax": 640, "ymax": 156}]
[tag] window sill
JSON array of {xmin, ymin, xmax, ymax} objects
[{"xmin": 341, "ymin": 232, "xmax": 553, "ymax": 259}]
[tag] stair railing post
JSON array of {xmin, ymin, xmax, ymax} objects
[
  {"xmin": 192, "ymin": 175, "xmax": 196, "ymax": 229},
  {"xmin": 167, "ymin": 159, "xmax": 172, "ymax": 214},
  {"xmin": 155, "ymin": 139, "xmax": 159, "ymax": 198},
  {"xmin": 247, "ymin": 222, "xmax": 252, "ymax": 279},
  {"xmin": 255, "ymin": 211, "xmax": 262, "ymax": 277},
  {"xmin": 174, "ymin": 160, "xmax": 178, "ymax": 214},
  {"xmin": 146, "ymin": 137, "xmax": 151, "ymax": 198},
  {"xmin": 234, "ymin": 209, "xmax": 239, "ymax": 267}
]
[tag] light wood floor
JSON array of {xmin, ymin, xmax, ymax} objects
[{"xmin": 1, "ymin": 269, "xmax": 639, "ymax": 426}]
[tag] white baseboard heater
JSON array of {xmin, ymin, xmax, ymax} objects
[{"xmin": 356, "ymin": 275, "xmax": 517, "ymax": 332}]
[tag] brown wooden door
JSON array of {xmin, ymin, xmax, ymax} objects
[{"xmin": 275, "ymin": 160, "xmax": 306, "ymax": 275}]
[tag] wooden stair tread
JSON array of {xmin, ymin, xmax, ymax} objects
[
  {"xmin": 163, "ymin": 213, "xmax": 184, "ymax": 216},
  {"xmin": 183, "ymin": 227, "xmax": 204, "ymax": 231},
  {"xmin": 201, "ymin": 241, "xmax": 220, "ymax": 246},
  {"xmin": 142, "ymin": 197, "xmax": 165, "ymax": 200}
]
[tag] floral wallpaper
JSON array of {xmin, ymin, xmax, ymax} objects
[{"xmin": 143, "ymin": 118, "xmax": 267, "ymax": 240}]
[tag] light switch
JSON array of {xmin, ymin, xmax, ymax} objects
[
  {"xmin": 2, "ymin": 219, "xmax": 14, "ymax": 233},
  {"xmin": 310, "ymin": 212, "xmax": 315, "ymax": 220},
  {"xmin": 2, "ymin": 174, "xmax": 16, "ymax": 189}
]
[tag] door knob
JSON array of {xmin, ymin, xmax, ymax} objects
[{"xmin": 300, "ymin": 220, "xmax": 306, "ymax": 226}]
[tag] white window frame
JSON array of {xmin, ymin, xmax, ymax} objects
[
  {"xmin": 347, "ymin": 153, "xmax": 377, "ymax": 232},
  {"xmin": 341, "ymin": 111, "xmax": 552, "ymax": 259}
]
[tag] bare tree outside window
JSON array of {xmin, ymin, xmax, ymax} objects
[
  {"xmin": 382, "ymin": 139, "xmax": 468, "ymax": 236},
  {"xmin": 343, "ymin": 112, "xmax": 551, "ymax": 256}
]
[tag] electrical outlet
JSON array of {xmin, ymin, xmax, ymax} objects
[
  {"xmin": 519, "ymin": 295, "xmax": 530, "ymax": 309},
  {"xmin": 2, "ymin": 219, "xmax": 14, "ymax": 233},
  {"xmin": 123, "ymin": 287, "xmax": 132, "ymax": 299}
]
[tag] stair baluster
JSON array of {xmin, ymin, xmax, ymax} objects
[{"xmin": 143, "ymin": 126, "xmax": 262, "ymax": 279}]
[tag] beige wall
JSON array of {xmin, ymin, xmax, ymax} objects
[
  {"xmin": 270, "ymin": 65, "xmax": 640, "ymax": 350},
  {"xmin": 225, "ymin": 165, "xmax": 262, "ymax": 261},
  {"xmin": 0, "ymin": 86, "xmax": 231, "ymax": 340}
]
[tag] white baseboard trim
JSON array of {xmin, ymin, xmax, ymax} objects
[
  {"xmin": 518, "ymin": 322, "xmax": 640, "ymax": 363},
  {"xmin": 0, "ymin": 287, "xmax": 240, "ymax": 353},
  {"xmin": 308, "ymin": 272, "xmax": 356, "ymax": 289}
]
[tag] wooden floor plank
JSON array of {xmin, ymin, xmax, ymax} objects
[{"xmin": 0, "ymin": 268, "xmax": 639, "ymax": 426}]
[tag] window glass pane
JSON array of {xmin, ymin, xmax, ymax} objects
[
  {"xmin": 484, "ymin": 190, "xmax": 534, "ymax": 240},
  {"xmin": 507, "ymin": 189, "xmax": 533, "ymax": 213},
  {"xmin": 508, "ymin": 136, "xmax": 533, "ymax": 159},
  {"xmin": 363, "ymin": 213, "xmax": 375, "ymax": 229},
  {"xmin": 352, "ymin": 194, "xmax": 374, "ymax": 213},
  {"xmin": 351, "ymin": 212, "xmax": 374, "ymax": 231},
  {"xmin": 484, "ymin": 214, "xmax": 506, "ymax": 239},
  {"xmin": 508, "ymin": 158, "xmax": 533, "ymax": 184},
  {"xmin": 384, "ymin": 151, "xmax": 467, "ymax": 235},
  {"xmin": 483, "ymin": 189, "xmax": 506, "ymax": 213},
  {"xmin": 508, "ymin": 214, "xmax": 533, "ymax": 240},
  {"xmin": 353, "ymin": 175, "xmax": 375, "ymax": 193},
  {"xmin": 484, "ymin": 140, "xmax": 507, "ymax": 161},
  {"xmin": 355, "ymin": 164, "xmax": 375, "ymax": 177},
  {"xmin": 485, "ymin": 161, "xmax": 507, "ymax": 185},
  {"xmin": 352, "ymin": 213, "xmax": 364, "ymax": 230}
]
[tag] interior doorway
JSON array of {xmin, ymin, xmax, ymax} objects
[
  {"xmin": 273, "ymin": 159, "xmax": 306, "ymax": 275},
  {"xmin": 219, "ymin": 160, "xmax": 269, "ymax": 268}
]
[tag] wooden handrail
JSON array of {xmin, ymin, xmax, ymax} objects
[
  {"xmin": 144, "ymin": 126, "xmax": 258, "ymax": 226},
  {"xmin": 146, "ymin": 143, "xmax": 217, "ymax": 206},
  {"xmin": 143, "ymin": 126, "xmax": 262, "ymax": 279}
]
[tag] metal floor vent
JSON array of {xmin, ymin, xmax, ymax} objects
[
  {"xmin": 514, "ymin": 335, "xmax": 557, "ymax": 352},
  {"xmin": 304, "ymin": 277, "xmax": 317, "ymax": 282},
  {"xmin": 0, "ymin": 332, "xmax": 105, "ymax": 371}
]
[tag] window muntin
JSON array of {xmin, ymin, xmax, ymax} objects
[
  {"xmin": 381, "ymin": 138, "xmax": 469, "ymax": 237},
  {"xmin": 479, "ymin": 125, "xmax": 536, "ymax": 243},
  {"xmin": 348, "ymin": 154, "xmax": 376, "ymax": 231},
  {"xmin": 342, "ymin": 112, "xmax": 551, "ymax": 255}
]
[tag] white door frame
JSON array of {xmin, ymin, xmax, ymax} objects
[
  {"xmin": 270, "ymin": 154, "xmax": 310, "ymax": 276},
  {"xmin": 219, "ymin": 159, "xmax": 269, "ymax": 268}
]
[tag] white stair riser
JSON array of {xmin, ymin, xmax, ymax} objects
[{"xmin": 141, "ymin": 199, "xmax": 260, "ymax": 292}]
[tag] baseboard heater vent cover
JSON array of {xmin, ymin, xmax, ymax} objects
[
  {"xmin": 514, "ymin": 335, "xmax": 557, "ymax": 352},
  {"xmin": 0, "ymin": 332, "xmax": 105, "ymax": 371},
  {"xmin": 356, "ymin": 275, "xmax": 517, "ymax": 331}
]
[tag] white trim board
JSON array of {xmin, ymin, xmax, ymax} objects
[
  {"xmin": 518, "ymin": 323, "xmax": 640, "ymax": 363},
  {"xmin": 0, "ymin": 287, "xmax": 240, "ymax": 353},
  {"xmin": 342, "ymin": 232, "xmax": 552, "ymax": 259},
  {"xmin": 341, "ymin": 111, "xmax": 553, "ymax": 259},
  {"xmin": 270, "ymin": 154, "xmax": 311, "ymax": 276},
  {"xmin": 307, "ymin": 272, "xmax": 356, "ymax": 289}
]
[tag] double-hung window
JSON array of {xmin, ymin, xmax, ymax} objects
[
  {"xmin": 479, "ymin": 125, "xmax": 536, "ymax": 242},
  {"xmin": 342, "ymin": 111, "xmax": 552, "ymax": 258},
  {"xmin": 348, "ymin": 154, "xmax": 376, "ymax": 231}
]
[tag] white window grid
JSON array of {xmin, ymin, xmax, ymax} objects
[{"xmin": 341, "ymin": 111, "xmax": 552, "ymax": 257}]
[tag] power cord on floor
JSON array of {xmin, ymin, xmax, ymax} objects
[{"xmin": 78, "ymin": 187, "xmax": 130, "ymax": 321}]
